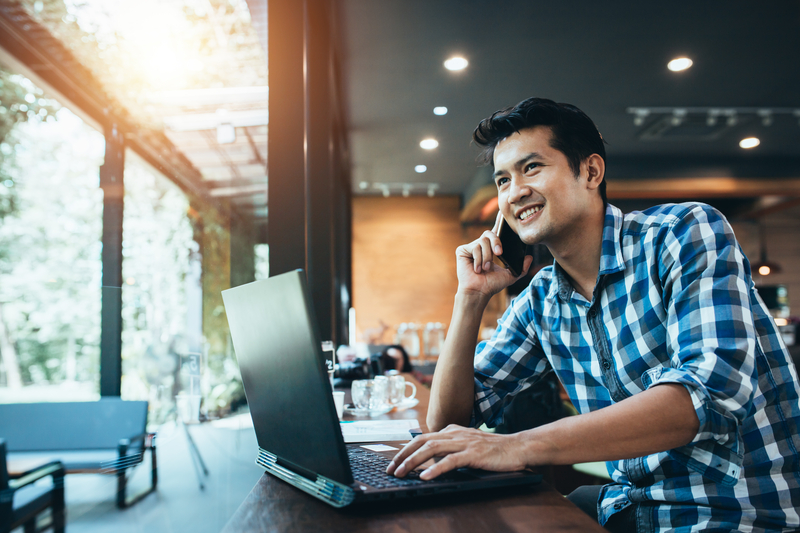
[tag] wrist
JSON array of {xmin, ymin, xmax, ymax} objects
[
  {"xmin": 454, "ymin": 289, "xmax": 492, "ymax": 310},
  {"xmin": 512, "ymin": 426, "xmax": 559, "ymax": 467}
]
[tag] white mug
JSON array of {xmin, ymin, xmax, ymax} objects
[{"xmin": 387, "ymin": 374, "xmax": 416, "ymax": 405}]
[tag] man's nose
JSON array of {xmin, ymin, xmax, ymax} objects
[{"xmin": 507, "ymin": 176, "xmax": 530, "ymax": 203}]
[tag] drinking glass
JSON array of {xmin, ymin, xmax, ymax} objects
[
  {"xmin": 351, "ymin": 379, "xmax": 389, "ymax": 410},
  {"xmin": 387, "ymin": 374, "xmax": 417, "ymax": 405}
]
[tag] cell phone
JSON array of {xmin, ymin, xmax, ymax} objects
[{"xmin": 496, "ymin": 217, "xmax": 528, "ymax": 278}]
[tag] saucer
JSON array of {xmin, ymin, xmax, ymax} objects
[
  {"xmin": 344, "ymin": 405, "xmax": 393, "ymax": 417},
  {"xmin": 392, "ymin": 397, "xmax": 419, "ymax": 411}
]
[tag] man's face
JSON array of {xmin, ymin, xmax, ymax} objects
[{"xmin": 493, "ymin": 126, "xmax": 594, "ymax": 248}]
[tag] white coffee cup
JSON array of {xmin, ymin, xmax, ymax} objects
[
  {"xmin": 351, "ymin": 378, "xmax": 389, "ymax": 410},
  {"xmin": 387, "ymin": 374, "xmax": 416, "ymax": 405},
  {"xmin": 332, "ymin": 391, "xmax": 345, "ymax": 419}
]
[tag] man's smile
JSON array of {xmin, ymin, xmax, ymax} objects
[{"xmin": 516, "ymin": 204, "xmax": 543, "ymax": 222}]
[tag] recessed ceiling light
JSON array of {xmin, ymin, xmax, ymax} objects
[
  {"xmin": 667, "ymin": 57, "xmax": 693, "ymax": 72},
  {"xmin": 739, "ymin": 137, "xmax": 760, "ymax": 149},
  {"xmin": 415, "ymin": 165, "xmax": 427, "ymax": 173},
  {"xmin": 444, "ymin": 57, "xmax": 468, "ymax": 71},
  {"xmin": 420, "ymin": 138, "xmax": 439, "ymax": 150},
  {"xmin": 433, "ymin": 106, "xmax": 448, "ymax": 116}
]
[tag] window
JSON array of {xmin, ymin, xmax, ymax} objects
[
  {"xmin": 0, "ymin": 68, "xmax": 104, "ymax": 402},
  {"xmin": 121, "ymin": 151, "xmax": 195, "ymax": 422}
]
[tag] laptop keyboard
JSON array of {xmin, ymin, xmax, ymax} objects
[{"xmin": 347, "ymin": 447, "xmax": 428, "ymax": 489}]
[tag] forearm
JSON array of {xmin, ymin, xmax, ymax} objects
[
  {"xmin": 515, "ymin": 383, "xmax": 700, "ymax": 466},
  {"xmin": 427, "ymin": 291, "xmax": 489, "ymax": 431}
]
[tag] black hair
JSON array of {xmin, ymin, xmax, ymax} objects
[
  {"xmin": 380, "ymin": 345, "xmax": 413, "ymax": 373},
  {"xmin": 472, "ymin": 97, "xmax": 608, "ymax": 204}
]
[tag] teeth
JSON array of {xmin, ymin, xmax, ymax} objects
[{"xmin": 519, "ymin": 206, "xmax": 542, "ymax": 220}]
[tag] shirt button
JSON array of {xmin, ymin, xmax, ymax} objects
[
  {"xmin": 614, "ymin": 503, "xmax": 624, "ymax": 510},
  {"xmin": 602, "ymin": 360, "xmax": 611, "ymax": 370}
]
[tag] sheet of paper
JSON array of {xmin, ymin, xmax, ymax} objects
[
  {"xmin": 340, "ymin": 419, "xmax": 420, "ymax": 443},
  {"xmin": 360, "ymin": 444, "xmax": 398, "ymax": 452}
]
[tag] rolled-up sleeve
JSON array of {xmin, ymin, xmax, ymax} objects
[
  {"xmin": 471, "ymin": 290, "xmax": 549, "ymax": 428},
  {"xmin": 651, "ymin": 204, "xmax": 757, "ymax": 485}
]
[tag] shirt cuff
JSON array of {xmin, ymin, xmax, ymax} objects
[{"xmin": 642, "ymin": 366, "xmax": 743, "ymax": 485}]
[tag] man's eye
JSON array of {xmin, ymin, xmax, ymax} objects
[
  {"xmin": 496, "ymin": 177, "xmax": 509, "ymax": 187},
  {"xmin": 525, "ymin": 163, "xmax": 540, "ymax": 172}
]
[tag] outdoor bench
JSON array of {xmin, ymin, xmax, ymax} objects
[{"xmin": 0, "ymin": 398, "xmax": 156, "ymax": 508}]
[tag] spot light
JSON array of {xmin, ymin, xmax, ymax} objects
[
  {"xmin": 752, "ymin": 223, "xmax": 781, "ymax": 277},
  {"xmin": 216, "ymin": 123, "xmax": 235, "ymax": 144},
  {"xmin": 420, "ymin": 138, "xmax": 439, "ymax": 150},
  {"xmin": 415, "ymin": 165, "xmax": 427, "ymax": 173},
  {"xmin": 444, "ymin": 57, "xmax": 468, "ymax": 71},
  {"xmin": 667, "ymin": 57, "xmax": 693, "ymax": 72},
  {"xmin": 358, "ymin": 181, "xmax": 369, "ymax": 190},
  {"xmin": 739, "ymin": 137, "xmax": 760, "ymax": 149},
  {"xmin": 433, "ymin": 106, "xmax": 448, "ymax": 116}
]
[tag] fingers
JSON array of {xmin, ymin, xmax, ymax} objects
[
  {"xmin": 386, "ymin": 437, "xmax": 425, "ymax": 475},
  {"xmin": 418, "ymin": 452, "xmax": 467, "ymax": 480},
  {"xmin": 388, "ymin": 435, "xmax": 465, "ymax": 479},
  {"xmin": 520, "ymin": 255, "xmax": 534, "ymax": 277},
  {"xmin": 387, "ymin": 425, "xmax": 474, "ymax": 479}
]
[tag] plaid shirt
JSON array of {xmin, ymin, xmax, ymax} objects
[{"xmin": 473, "ymin": 203, "xmax": 800, "ymax": 532}]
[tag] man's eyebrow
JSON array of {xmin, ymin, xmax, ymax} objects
[{"xmin": 493, "ymin": 152, "xmax": 543, "ymax": 179}]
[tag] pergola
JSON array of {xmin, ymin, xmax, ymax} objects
[{"xmin": 0, "ymin": 0, "xmax": 351, "ymax": 395}]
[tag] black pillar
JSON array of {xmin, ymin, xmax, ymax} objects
[
  {"xmin": 267, "ymin": 0, "xmax": 307, "ymax": 276},
  {"xmin": 99, "ymin": 124, "xmax": 125, "ymax": 397},
  {"xmin": 306, "ymin": 0, "xmax": 335, "ymax": 342},
  {"xmin": 268, "ymin": 0, "xmax": 352, "ymax": 345},
  {"xmin": 230, "ymin": 213, "xmax": 256, "ymax": 288}
]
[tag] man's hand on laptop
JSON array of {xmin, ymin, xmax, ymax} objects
[
  {"xmin": 455, "ymin": 212, "xmax": 532, "ymax": 302},
  {"xmin": 386, "ymin": 425, "xmax": 528, "ymax": 480}
]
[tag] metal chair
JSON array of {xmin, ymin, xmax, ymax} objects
[{"xmin": 0, "ymin": 438, "xmax": 65, "ymax": 533}]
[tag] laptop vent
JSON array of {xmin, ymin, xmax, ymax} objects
[{"xmin": 257, "ymin": 449, "xmax": 355, "ymax": 507}]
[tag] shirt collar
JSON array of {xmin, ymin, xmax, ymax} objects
[
  {"xmin": 599, "ymin": 203, "xmax": 626, "ymax": 276},
  {"xmin": 549, "ymin": 203, "xmax": 625, "ymax": 301}
]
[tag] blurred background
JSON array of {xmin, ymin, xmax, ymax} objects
[{"xmin": 0, "ymin": 0, "xmax": 798, "ymax": 531}]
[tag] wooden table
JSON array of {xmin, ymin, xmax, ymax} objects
[{"xmin": 222, "ymin": 374, "xmax": 605, "ymax": 533}]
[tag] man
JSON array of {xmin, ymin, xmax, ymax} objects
[{"xmin": 386, "ymin": 97, "xmax": 800, "ymax": 532}]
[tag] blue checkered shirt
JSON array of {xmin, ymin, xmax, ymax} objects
[{"xmin": 473, "ymin": 203, "xmax": 800, "ymax": 532}]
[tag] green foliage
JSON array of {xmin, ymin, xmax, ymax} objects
[
  {"xmin": 0, "ymin": 69, "xmax": 61, "ymax": 220},
  {"xmin": 0, "ymin": 107, "xmax": 104, "ymax": 388},
  {"xmin": 120, "ymin": 152, "xmax": 195, "ymax": 409}
]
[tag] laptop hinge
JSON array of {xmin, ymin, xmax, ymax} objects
[
  {"xmin": 257, "ymin": 448, "xmax": 356, "ymax": 508},
  {"xmin": 275, "ymin": 456, "xmax": 317, "ymax": 481}
]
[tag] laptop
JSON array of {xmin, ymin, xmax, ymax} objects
[{"xmin": 221, "ymin": 270, "xmax": 541, "ymax": 507}]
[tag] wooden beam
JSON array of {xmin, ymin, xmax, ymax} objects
[{"xmin": 608, "ymin": 177, "xmax": 800, "ymax": 199}]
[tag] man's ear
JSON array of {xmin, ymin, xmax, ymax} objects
[{"xmin": 584, "ymin": 154, "xmax": 605, "ymax": 192}]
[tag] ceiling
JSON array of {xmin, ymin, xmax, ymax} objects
[{"xmin": 338, "ymin": 0, "xmax": 800, "ymax": 210}]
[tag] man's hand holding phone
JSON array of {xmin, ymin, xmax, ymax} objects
[{"xmin": 454, "ymin": 212, "xmax": 533, "ymax": 300}]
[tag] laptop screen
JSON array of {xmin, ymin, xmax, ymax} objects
[{"xmin": 222, "ymin": 270, "xmax": 353, "ymax": 484}]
